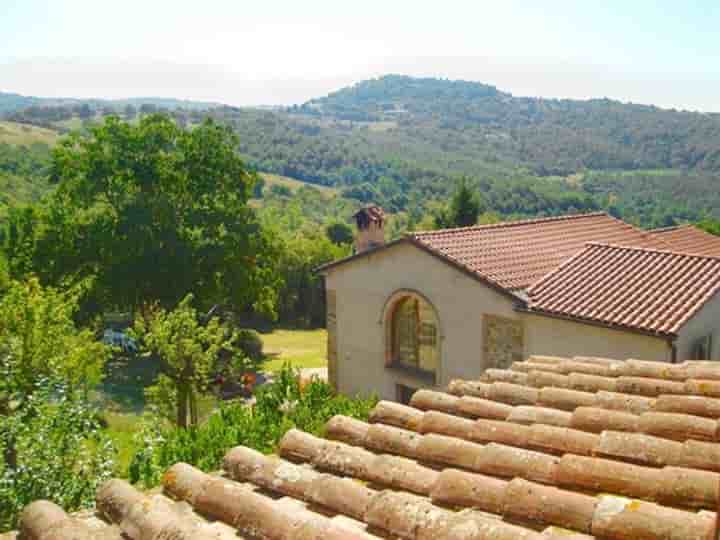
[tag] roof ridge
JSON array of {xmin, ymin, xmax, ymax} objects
[
  {"xmin": 649, "ymin": 224, "xmax": 686, "ymax": 234},
  {"xmin": 409, "ymin": 211, "xmax": 609, "ymax": 237},
  {"xmin": 585, "ymin": 240, "xmax": 720, "ymax": 262}
]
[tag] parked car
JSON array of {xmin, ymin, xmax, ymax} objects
[{"xmin": 102, "ymin": 329, "xmax": 138, "ymax": 355}]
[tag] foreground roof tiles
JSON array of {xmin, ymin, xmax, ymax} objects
[
  {"xmin": 410, "ymin": 212, "xmax": 669, "ymax": 291},
  {"xmin": 527, "ymin": 242, "xmax": 720, "ymax": 336},
  {"xmin": 19, "ymin": 356, "xmax": 720, "ymax": 540},
  {"xmin": 649, "ymin": 224, "xmax": 720, "ymax": 257}
]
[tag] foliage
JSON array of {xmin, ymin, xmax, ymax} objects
[
  {"xmin": 131, "ymin": 294, "xmax": 237, "ymax": 429},
  {"xmin": 0, "ymin": 278, "xmax": 108, "ymax": 409},
  {"xmin": 434, "ymin": 178, "xmax": 484, "ymax": 228},
  {"xmin": 273, "ymin": 231, "xmax": 350, "ymax": 326},
  {"xmin": 0, "ymin": 279, "xmax": 113, "ymax": 532},
  {"xmin": 21, "ymin": 114, "xmax": 280, "ymax": 316},
  {"xmin": 325, "ymin": 222, "xmax": 354, "ymax": 245},
  {"xmin": 236, "ymin": 328, "xmax": 264, "ymax": 361},
  {"xmin": 697, "ymin": 218, "xmax": 720, "ymax": 236},
  {"xmin": 128, "ymin": 364, "xmax": 376, "ymax": 488},
  {"xmin": 0, "ymin": 141, "xmax": 52, "ymax": 217},
  {"xmin": 0, "ymin": 382, "xmax": 115, "ymax": 532}
]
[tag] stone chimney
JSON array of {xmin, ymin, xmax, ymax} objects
[{"xmin": 353, "ymin": 205, "xmax": 385, "ymax": 253}]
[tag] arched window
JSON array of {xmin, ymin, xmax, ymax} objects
[{"xmin": 390, "ymin": 295, "xmax": 440, "ymax": 374}]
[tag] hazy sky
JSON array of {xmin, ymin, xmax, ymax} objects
[{"xmin": 2, "ymin": 0, "xmax": 719, "ymax": 110}]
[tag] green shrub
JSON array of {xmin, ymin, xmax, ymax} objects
[
  {"xmin": 0, "ymin": 383, "xmax": 116, "ymax": 532},
  {"xmin": 128, "ymin": 364, "xmax": 376, "ymax": 487},
  {"xmin": 235, "ymin": 328, "xmax": 264, "ymax": 361}
]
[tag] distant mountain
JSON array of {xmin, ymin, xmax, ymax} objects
[
  {"xmin": 0, "ymin": 92, "xmax": 42, "ymax": 114},
  {"xmin": 5, "ymin": 75, "xmax": 720, "ymax": 227},
  {"xmin": 290, "ymin": 75, "xmax": 720, "ymax": 175},
  {"xmin": 0, "ymin": 91, "xmax": 224, "ymax": 115}
]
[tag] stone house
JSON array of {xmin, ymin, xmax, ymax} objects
[{"xmin": 318, "ymin": 208, "xmax": 720, "ymax": 401}]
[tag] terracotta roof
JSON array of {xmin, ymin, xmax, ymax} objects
[
  {"xmin": 409, "ymin": 212, "xmax": 670, "ymax": 291},
  {"xmin": 18, "ymin": 356, "xmax": 720, "ymax": 540},
  {"xmin": 649, "ymin": 224, "xmax": 720, "ymax": 257},
  {"xmin": 527, "ymin": 242, "xmax": 720, "ymax": 336}
]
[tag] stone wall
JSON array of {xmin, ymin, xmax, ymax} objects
[{"xmin": 483, "ymin": 314, "xmax": 524, "ymax": 370}]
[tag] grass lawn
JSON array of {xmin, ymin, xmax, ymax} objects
[{"xmin": 260, "ymin": 328, "xmax": 328, "ymax": 372}]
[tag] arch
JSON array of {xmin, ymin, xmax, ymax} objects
[{"xmin": 381, "ymin": 289, "xmax": 442, "ymax": 378}]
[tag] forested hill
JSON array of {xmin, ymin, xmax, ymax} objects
[
  {"xmin": 4, "ymin": 76, "xmax": 720, "ymax": 227},
  {"xmin": 292, "ymin": 75, "xmax": 720, "ymax": 175},
  {"xmin": 0, "ymin": 91, "xmax": 222, "ymax": 115}
]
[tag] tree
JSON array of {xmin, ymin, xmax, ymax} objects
[
  {"xmin": 0, "ymin": 278, "xmax": 108, "ymax": 420},
  {"xmin": 325, "ymin": 222, "xmax": 353, "ymax": 245},
  {"xmin": 139, "ymin": 103, "xmax": 157, "ymax": 115},
  {"xmin": 698, "ymin": 218, "xmax": 720, "ymax": 236},
  {"xmin": 131, "ymin": 294, "xmax": 236, "ymax": 428},
  {"xmin": 252, "ymin": 176, "xmax": 266, "ymax": 199},
  {"xmin": 75, "ymin": 103, "xmax": 93, "ymax": 119},
  {"xmin": 434, "ymin": 178, "xmax": 484, "ymax": 229},
  {"xmin": 0, "ymin": 279, "xmax": 112, "ymax": 530},
  {"xmin": 46, "ymin": 114, "xmax": 280, "ymax": 316},
  {"xmin": 274, "ymin": 232, "xmax": 350, "ymax": 326}
]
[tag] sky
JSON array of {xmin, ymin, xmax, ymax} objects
[{"xmin": 2, "ymin": 0, "xmax": 719, "ymax": 110}]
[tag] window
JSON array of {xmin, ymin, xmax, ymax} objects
[{"xmin": 390, "ymin": 295, "xmax": 439, "ymax": 375}]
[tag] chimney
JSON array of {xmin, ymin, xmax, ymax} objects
[{"xmin": 353, "ymin": 205, "xmax": 385, "ymax": 253}]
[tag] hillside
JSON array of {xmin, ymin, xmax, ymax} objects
[
  {"xmin": 0, "ymin": 121, "xmax": 58, "ymax": 146},
  {"xmin": 0, "ymin": 91, "xmax": 222, "ymax": 116},
  {"xmin": 3, "ymin": 76, "xmax": 720, "ymax": 227},
  {"xmin": 295, "ymin": 75, "xmax": 720, "ymax": 175},
  {"xmin": 207, "ymin": 75, "xmax": 720, "ymax": 226}
]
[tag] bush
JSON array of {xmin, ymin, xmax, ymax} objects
[
  {"xmin": 0, "ymin": 383, "xmax": 116, "ymax": 531},
  {"xmin": 236, "ymin": 328, "xmax": 264, "ymax": 361},
  {"xmin": 128, "ymin": 365, "xmax": 376, "ymax": 487}
]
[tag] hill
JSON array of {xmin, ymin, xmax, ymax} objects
[
  {"xmin": 295, "ymin": 75, "xmax": 720, "ymax": 175},
  {"xmin": 0, "ymin": 91, "xmax": 223, "ymax": 116},
  {"xmin": 4, "ymin": 76, "xmax": 720, "ymax": 227},
  {"xmin": 203, "ymin": 75, "xmax": 720, "ymax": 226},
  {"xmin": 0, "ymin": 121, "xmax": 59, "ymax": 146}
]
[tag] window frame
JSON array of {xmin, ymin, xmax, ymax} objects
[{"xmin": 382, "ymin": 290, "xmax": 442, "ymax": 384}]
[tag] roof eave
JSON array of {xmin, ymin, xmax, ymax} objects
[
  {"xmin": 314, "ymin": 238, "xmax": 408, "ymax": 274},
  {"xmin": 516, "ymin": 305, "xmax": 678, "ymax": 340}
]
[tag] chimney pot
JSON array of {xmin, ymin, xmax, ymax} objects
[{"xmin": 354, "ymin": 205, "xmax": 385, "ymax": 253}]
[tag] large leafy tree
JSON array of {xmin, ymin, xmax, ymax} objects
[{"xmin": 43, "ymin": 114, "xmax": 279, "ymax": 314}]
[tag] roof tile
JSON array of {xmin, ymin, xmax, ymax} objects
[
  {"xmin": 410, "ymin": 212, "xmax": 669, "ymax": 290},
  {"xmin": 650, "ymin": 224, "xmax": 720, "ymax": 257},
  {"xmin": 528, "ymin": 242, "xmax": 720, "ymax": 335}
]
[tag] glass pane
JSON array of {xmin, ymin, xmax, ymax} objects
[
  {"xmin": 418, "ymin": 300, "xmax": 438, "ymax": 372},
  {"xmin": 394, "ymin": 298, "xmax": 418, "ymax": 366},
  {"xmin": 392, "ymin": 295, "xmax": 439, "ymax": 373}
]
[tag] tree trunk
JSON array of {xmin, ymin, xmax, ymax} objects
[
  {"xmin": 189, "ymin": 387, "xmax": 198, "ymax": 427},
  {"xmin": 177, "ymin": 384, "xmax": 188, "ymax": 429}
]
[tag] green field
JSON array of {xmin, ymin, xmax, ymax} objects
[
  {"xmin": 259, "ymin": 328, "xmax": 328, "ymax": 371},
  {"xmin": 0, "ymin": 121, "xmax": 58, "ymax": 146},
  {"xmin": 260, "ymin": 172, "xmax": 338, "ymax": 196}
]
